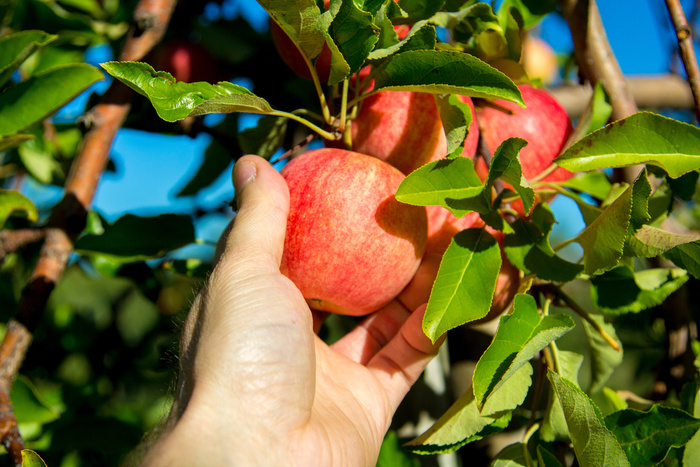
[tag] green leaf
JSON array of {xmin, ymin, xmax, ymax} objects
[
  {"xmin": 594, "ymin": 387, "xmax": 628, "ymax": 417},
  {"xmin": 486, "ymin": 137, "xmax": 535, "ymax": 215},
  {"xmin": 590, "ymin": 265, "xmax": 689, "ymax": 315},
  {"xmin": 101, "ymin": 61, "xmax": 274, "ymax": 122},
  {"xmin": 541, "ymin": 351, "xmax": 584, "ymax": 443},
  {"xmin": 0, "ymin": 30, "xmax": 57, "ymax": 88},
  {"xmin": 177, "ymin": 139, "xmax": 234, "ymax": 197},
  {"xmin": 537, "ymin": 445, "xmax": 564, "ymax": 467},
  {"xmin": 398, "ymin": 0, "xmax": 445, "ymax": 23},
  {"xmin": 371, "ymin": 50, "xmax": 524, "ymax": 105},
  {"xmin": 556, "ymin": 112, "xmax": 700, "ymax": 179},
  {"xmin": 20, "ymin": 450, "xmax": 48, "ymax": 467},
  {"xmin": 329, "ymin": 0, "xmax": 379, "ymax": 77},
  {"xmin": 395, "ymin": 157, "xmax": 487, "ymax": 217},
  {"xmin": 259, "ymin": 0, "xmax": 327, "ymax": 61},
  {"xmin": 503, "ymin": 204, "xmax": 584, "ymax": 282},
  {"xmin": 664, "ymin": 241, "xmax": 700, "ymax": 279},
  {"xmin": 473, "ymin": 294, "xmax": 574, "ymax": 412},
  {"xmin": 434, "ymin": 94, "xmax": 472, "ymax": 156},
  {"xmin": 605, "ymin": 405, "xmax": 700, "ymax": 467},
  {"xmin": 0, "ymin": 63, "xmax": 103, "ymax": 136},
  {"xmin": 12, "ymin": 375, "xmax": 59, "ymax": 425},
  {"xmin": 490, "ymin": 443, "xmax": 528, "ymax": 466},
  {"xmin": 368, "ymin": 20, "xmax": 437, "ymax": 60},
  {"xmin": 75, "ymin": 214, "xmax": 196, "ymax": 262},
  {"xmin": 238, "ymin": 115, "xmax": 288, "ymax": 161},
  {"xmin": 626, "ymin": 225, "xmax": 700, "ymax": 259},
  {"xmin": 583, "ymin": 315, "xmax": 623, "ymax": 394},
  {"xmin": 0, "ymin": 189, "xmax": 38, "ymax": 228},
  {"xmin": 560, "ymin": 171, "xmax": 613, "ymax": 201},
  {"xmin": 406, "ymin": 364, "xmax": 531, "ymax": 454},
  {"xmin": 574, "ymin": 170, "xmax": 651, "ymax": 275},
  {"xmin": 423, "ymin": 228, "xmax": 501, "ymax": 342},
  {"xmin": 497, "ymin": 0, "xmax": 556, "ymax": 29},
  {"xmin": 547, "ymin": 371, "xmax": 630, "ymax": 467},
  {"xmin": 376, "ymin": 430, "xmax": 420, "ymax": 467}
]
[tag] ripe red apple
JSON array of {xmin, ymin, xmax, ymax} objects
[
  {"xmin": 154, "ymin": 40, "xmax": 220, "ymax": 83},
  {"xmin": 334, "ymin": 91, "xmax": 479, "ymax": 176},
  {"xmin": 476, "ymin": 84, "xmax": 574, "ymax": 214},
  {"xmin": 279, "ymin": 148, "xmax": 428, "ymax": 316}
]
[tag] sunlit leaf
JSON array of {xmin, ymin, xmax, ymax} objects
[
  {"xmin": 423, "ymin": 228, "xmax": 501, "ymax": 342},
  {"xmin": 664, "ymin": 241, "xmax": 700, "ymax": 279},
  {"xmin": 574, "ymin": 170, "xmax": 651, "ymax": 275},
  {"xmin": 434, "ymin": 94, "xmax": 472, "ymax": 156},
  {"xmin": 541, "ymin": 351, "xmax": 584, "ymax": 442},
  {"xmin": 0, "ymin": 30, "xmax": 57, "ymax": 88},
  {"xmin": 548, "ymin": 371, "xmax": 630, "ymax": 467},
  {"xmin": 406, "ymin": 364, "xmax": 531, "ymax": 454},
  {"xmin": 583, "ymin": 315, "xmax": 623, "ymax": 394},
  {"xmin": 101, "ymin": 61, "xmax": 274, "ymax": 122},
  {"xmin": 591, "ymin": 266, "xmax": 689, "ymax": 315},
  {"xmin": 20, "ymin": 450, "xmax": 47, "ymax": 467},
  {"xmin": 0, "ymin": 189, "xmax": 39, "ymax": 228},
  {"xmin": 0, "ymin": 63, "xmax": 103, "ymax": 136},
  {"xmin": 486, "ymin": 137, "xmax": 535, "ymax": 215},
  {"xmin": 371, "ymin": 50, "xmax": 524, "ymax": 105},
  {"xmin": 473, "ymin": 294, "xmax": 574, "ymax": 412},
  {"xmin": 605, "ymin": 405, "xmax": 700, "ymax": 467},
  {"xmin": 395, "ymin": 157, "xmax": 486, "ymax": 217},
  {"xmin": 556, "ymin": 112, "xmax": 700, "ymax": 179}
]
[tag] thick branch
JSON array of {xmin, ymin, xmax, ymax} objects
[
  {"xmin": 559, "ymin": 0, "xmax": 639, "ymax": 183},
  {"xmin": 559, "ymin": 0, "xmax": 638, "ymax": 120},
  {"xmin": 549, "ymin": 74, "xmax": 696, "ymax": 117},
  {"xmin": 665, "ymin": 0, "xmax": 700, "ymax": 123},
  {"xmin": 0, "ymin": 0, "xmax": 178, "ymax": 463}
]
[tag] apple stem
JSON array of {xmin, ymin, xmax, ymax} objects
[
  {"xmin": 339, "ymin": 78, "xmax": 349, "ymax": 134},
  {"xmin": 269, "ymin": 110, "xmax": 338, "ymax": 141}
]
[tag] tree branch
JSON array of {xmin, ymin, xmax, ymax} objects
[
  {"xmin": 0, "ymin": 229, "xmax": 46, "ymax": 264},
  {"xmin": 0, "ymin": 0, "xmax": 178, "ymax": 463},
  {"xmin": 549, "ymin": 74, "xmax": 696, "ymax": 117},
  {"xmin": 664, "ymin": 0, "xmax": 700, "ymax": 123},
  {"xmin": 558, "ymin": 0, "xmax": 639, "ymax": 183}
]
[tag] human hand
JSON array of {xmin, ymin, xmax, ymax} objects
[{"xmin": 141, "ymin": 155, "xmax": 443, "ymax": 466}]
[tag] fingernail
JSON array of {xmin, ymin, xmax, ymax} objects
[{"xmin": 233, "ymin": 159, "xmax": 257, "ymax": 191}]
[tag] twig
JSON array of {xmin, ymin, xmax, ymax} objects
[
  {"xmin": 0, "ymin": 228, "xmax": 46, "ymax": 264},
  {"xmin": 0, "ymin": 0, "xmax": 178, "ymax": 463},
  {"xmin": 555, "ymin": 288, "xmax": 622, "ymax": 352},
  {"xmin": 549, "ymin": 75, "xmax": 696, "ymax": 117},
  {"xmin": 664, "ymin": 0, "xmax": 700, "ymax": 123}
]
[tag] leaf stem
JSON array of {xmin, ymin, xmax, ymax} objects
[
  {"xmin": 556, "ymin": 288, "xmax": 622, "ymax": 352},
  {"xmin": 269, "ymin": 110, "xmax": 338, "ymax": 140},
  {"xmin": 530, "ymin": 162, "xmax": 559, "ymax": 183},
  {"xmin": 339, "ymin": 78, "xmax": 349, "ymax": 134},
  {"xmin": 302, "ymin": 54, "xmax": 332, "ymax": 124}
]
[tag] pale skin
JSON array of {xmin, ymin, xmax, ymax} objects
[{"xmin": 141, "ymin": 155, "xmax": 443, "ymax": 467}]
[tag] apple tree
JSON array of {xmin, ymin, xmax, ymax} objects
[{"xmin": 1, "ymin": 0, "xmax": 700, "ymax": 465}]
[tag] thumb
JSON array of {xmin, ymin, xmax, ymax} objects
[{"xmin": 214, "ymin": 155, "xmax": 290, "ymax": 276}]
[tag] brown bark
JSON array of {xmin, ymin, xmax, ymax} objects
[
  {"xmin": 549, "ymin": 74, "xmax": 697, "ymax": 117},
  {"xmin": 558, "ymin": 0, "xmax": 640, "ymax": 183},
  {"xmin": 665, "ymin": 0, "xmax": 700, "ymax": 123},
  {"xmin": 0, "ymin": 0, "xmax": 178, "ymax": 463}
]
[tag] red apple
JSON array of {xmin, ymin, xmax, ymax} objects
[
  {"xmin": 333, "ymin": 91, "xmax": 479, "ymax": 176},
  {"xmin": 279, "ymin": 148, "xmax": 428, "ymax": 316},
  {"xmin": 154, "ymin": 40, "xmax": 220, "ymax": 83},
  {"xmin": 476, "ymin": 84, "xmax": 574, "ymax": 215}
]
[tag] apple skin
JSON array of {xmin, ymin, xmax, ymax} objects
[
  {"xmin": 522, "ymin": 36, "xmax": 559, "ymax": 86},
  {"xmin": 476, "ymin": 84, "xmax": 574, "ymax": 214},
  {"xmin": 279, "ymin": 148, "xmax": 428, "ymax": 316},
  {"xmin": 334, "ymin": 92, "xmax": 479, "ymax": 176},
  {"xmin": 154, "ymin": 40, "xmax": 219, "ymax": 83}
]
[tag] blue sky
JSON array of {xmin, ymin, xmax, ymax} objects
[{"xmin": 22, "ymin": 0, "xmax": 700, "ymax": 257}]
